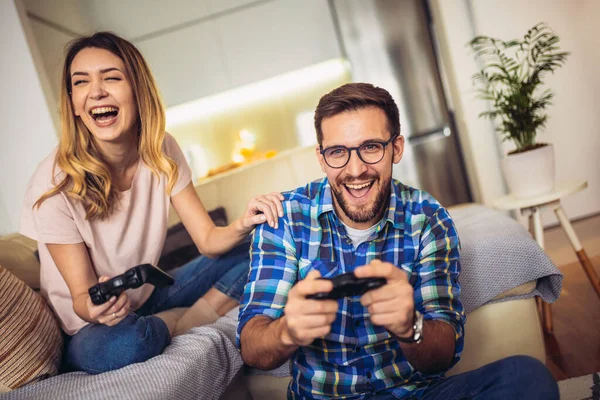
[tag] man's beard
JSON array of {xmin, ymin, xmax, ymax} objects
[{"xmin": 331, "ymin": 173, "xmax": 391, "ymax": 224}]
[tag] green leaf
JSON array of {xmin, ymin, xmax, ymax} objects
[{"xmin": 467, "ymin": 22, "xmax": 569, "ymax": 151}]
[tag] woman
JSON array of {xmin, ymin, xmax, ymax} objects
[{"xmin": 20, "ymin": 31, "xmax": 283, "ymax": 374}]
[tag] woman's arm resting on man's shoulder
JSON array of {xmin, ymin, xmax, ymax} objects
[{"xmin": 171, "ymin": 182, "xmax": 284, "ymax": 258}]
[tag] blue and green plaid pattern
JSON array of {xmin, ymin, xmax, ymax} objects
[{"xmin": 238, "ymin": 178, "xmax": 464, "ymax": 399}]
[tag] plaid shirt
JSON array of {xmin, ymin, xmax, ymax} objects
[{"xmin": 238, "ymin": 178, "xmax": 464, "ymax": 399}]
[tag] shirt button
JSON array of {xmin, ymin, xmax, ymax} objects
[
  {"xmin": 366, "ymin": 372, "xmax": 372, "ymax": 379},
  {"xmin": 354, "ymin": 320, "xmax": 360, "ymax": 327}
]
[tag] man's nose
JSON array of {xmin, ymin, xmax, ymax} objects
[{"xmin": 345, "ymin": 149, "xmax": 368, "ymax": 177}]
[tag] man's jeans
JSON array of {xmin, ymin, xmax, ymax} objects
[
  {"xmin": 63, "ymin": 242, "xmax": 250, "ymax": 374},
  {"xmin": 372, "ymin": 355, "xmax": 559, "ymax": 400}
]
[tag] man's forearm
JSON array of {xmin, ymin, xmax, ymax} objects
[
  {"xmin": 240, "ymin": 315, "xmax": 299, "ymax": 370},
  {"xmin": 399, "ymin": 320, "xmax": 456, "ymax": 374}
]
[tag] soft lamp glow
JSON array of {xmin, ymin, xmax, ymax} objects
[
  {"xmin": 232, "ymin": 154, "xmax": 245, "ymax": 163},
  {"xmin": 166, "ymin": 58, "xmax": 351, "ymax": 129},
  {"xmin": 232, "ymin": 129, "xmax": 257, "ymax": 163},
  {"xmin": 184, "ymin": 144, "xmax": 210, "ymax": 181},
  {"xmin": 239, "ymin": 129, "xmax": 256, "ymax": 145}
]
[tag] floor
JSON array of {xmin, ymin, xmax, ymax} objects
[{"xmin": 541, "ymin": 214, "xmax": 600, "ymax": 380}]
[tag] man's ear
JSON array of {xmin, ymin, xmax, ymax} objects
[
  {"xmin": 392, "ymin": 135, "xmax": 405, "ymax": 164},
  {"xmin": 315, "ymin": 145, "xmax": 327, "ymax": 174}
]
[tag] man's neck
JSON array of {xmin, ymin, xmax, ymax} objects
[{"xmin": 333, "ymin": 197, "xmax": 389, "ymax": 230}]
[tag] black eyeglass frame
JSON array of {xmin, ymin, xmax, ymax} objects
[{"xmin": 319, "ymin": 134, "xmax": 399, "ymax": 169}]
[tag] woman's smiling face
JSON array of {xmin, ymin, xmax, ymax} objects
[{"xmin": 70, "ymin": 47, "xmax": 138, "ymax": 144}]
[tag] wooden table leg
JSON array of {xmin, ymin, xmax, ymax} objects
[
  {"xmin": 554, "ymin": 206, "xmax": 600, "ymax": 300},
  {"xmin": 530, "ymin": 209, "xmax": 553, "ymax": 334}
]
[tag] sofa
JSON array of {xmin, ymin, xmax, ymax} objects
[{"xmin": 0, "ymin": 203, "xmax": 562, "ymax": 399}]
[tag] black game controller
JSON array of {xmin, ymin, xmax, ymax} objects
[
  {"xmin": 88, "ymin": 263, "xmax": 174, "ymax": 305},
  {"xmin": 306, "ymin": 272, "xmax": 386, "ymax": 300}
]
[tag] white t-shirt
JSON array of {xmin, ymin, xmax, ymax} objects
[
  {"xmin": 341, "ymin": 221, "xmax": 380, "ymax": 249},
  {"xmin": 19, "ymin": 133, "xmax": 191, "ymax": 335}
]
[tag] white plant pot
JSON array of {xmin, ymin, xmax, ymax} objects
[{"xmin": 502, "ymin": 144, "xmax": 555, "ymax": 198}]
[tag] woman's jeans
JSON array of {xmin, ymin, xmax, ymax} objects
[{"xmin": 63, "ymin": 242, "xmax": 250, "ymax": 374}]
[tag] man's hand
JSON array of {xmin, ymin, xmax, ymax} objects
[
  {"xmin": 355, "ymin": 260, "xmax": 415, "ymax": 339},
  {"xmin": 282, "ymin": 270, "xmax": 339, "ymax": 346}
]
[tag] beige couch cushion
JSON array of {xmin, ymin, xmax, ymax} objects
[
  {"xmin": 0, "ymin": 233, "xmax": 40, "ymax": 290},
  {"xmin": 0, "ymin": 382, "xmax": 11, "ymax": 394},
  {"xmin": 0, "ymin": 265, "xmax": 63, "ymax": 391},
  {"xmin": 492, "ymin": 281, "xmax": 537, "ymax": 300},
  {"xmin": 447, "ymin": 297, "xmax": 545, "ymax": 376}
]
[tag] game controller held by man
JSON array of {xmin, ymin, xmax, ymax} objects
[{"xmin": 281, "ymin": 259, "xmax": 415, "ymax": 347}]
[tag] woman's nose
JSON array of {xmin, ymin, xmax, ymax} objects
[{"xmin": 89, "ymin": 79, "xmax": 108, "ymax": 100}]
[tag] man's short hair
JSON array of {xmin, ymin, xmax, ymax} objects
[{"xmin": 314, "ymin": 82, "xmax": 401, "ymax": 145}]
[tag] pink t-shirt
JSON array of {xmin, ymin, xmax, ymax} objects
[{"xmin": 20, "ymin": 133, "xmax": 191, "ymax": 335}]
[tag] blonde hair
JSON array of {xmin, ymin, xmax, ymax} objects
[{"xmin": 35, "ymin": 32, "xmax": 178, "ymax": 220}]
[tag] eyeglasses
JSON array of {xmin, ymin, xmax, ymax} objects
[{"xmin": 319, "ymin": 134, "xmax": 398, "ymax": 169}]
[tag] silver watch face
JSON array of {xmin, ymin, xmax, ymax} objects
[{"xmin": 413, "ymin": 311, "xmax": 424, "ymax": 343}]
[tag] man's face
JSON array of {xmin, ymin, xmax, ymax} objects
[{"xmin": 316, "ymin": 107, "xmax": 404, "ymax": 229}]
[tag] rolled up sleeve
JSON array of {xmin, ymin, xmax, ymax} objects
[
  {"xmin": 236, "ymin": 215, "xmax": 298, "ymax": 348},
  {"xmin": 412, "ymin": 207, "xmax": 465, "ymax": 367}
]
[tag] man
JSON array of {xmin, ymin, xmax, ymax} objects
[{"xmin": 237, "ymin": 83, "xmax": 558, "ymax": 399}]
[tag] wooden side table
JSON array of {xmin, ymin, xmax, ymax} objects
[{"xmin": 493, "ymin": 180, "xmax": 600, "ymax": 334}]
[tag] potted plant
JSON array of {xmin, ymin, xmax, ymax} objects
[{"xmin": 468, "ymin": 22, "xmax": 569, "ymax": 198}]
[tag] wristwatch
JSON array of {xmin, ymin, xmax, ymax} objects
[{"xmin": 396, "ymin": 310, "xmax": 424, "ymax": 344}]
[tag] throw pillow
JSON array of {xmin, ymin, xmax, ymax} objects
[{"xmin": 0, "ymin": 265, "xmax": 63, "ymax": 391}]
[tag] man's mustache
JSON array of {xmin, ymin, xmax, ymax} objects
[{"xmin": 337, "ymin": 173, "xmax": 379, "ymax": 185}]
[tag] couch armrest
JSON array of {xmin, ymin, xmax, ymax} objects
[
  {"xmin": 0, "ymin": 233, "xmax": 40, "ymax": 289},
  {"xmin": 447, "ymin": 297, "xmax": 545, "ymax": 376}
]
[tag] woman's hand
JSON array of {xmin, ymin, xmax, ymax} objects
[
  {"xmin": 240, "ymin": 192, "xmax": 285, "ymax": 231},
  {"xmin": 86, "ymin": 276, "xmax": 132, "ymax": 326}
]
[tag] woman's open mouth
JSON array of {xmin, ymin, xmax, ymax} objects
[{"xmin": 89, "ymin": 106, "xmax": 119, "ymax": 127}]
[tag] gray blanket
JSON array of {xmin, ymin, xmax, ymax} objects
[
  {"xmin": 2, "ymin": 318, "xmax": 243, "ymax": 400},
  {"xmin": 449, "ymin": 205, "xmax": 562, "ymax": 313}
]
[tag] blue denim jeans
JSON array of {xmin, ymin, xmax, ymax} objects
[
  {"xmin": 63, "ymin": 242, "xmax": 250, "ymax": 374},
  {"xmin": 370, "ymin": 356, "xmax": 559, "ymax": 400}
]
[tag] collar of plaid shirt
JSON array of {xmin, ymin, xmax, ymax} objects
[{"xmin": 238, "ymin": 178, "xmax": 464, "ymax": 399}]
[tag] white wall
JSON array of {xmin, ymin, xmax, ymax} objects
[
  {"xmin": 429, "ymin": 0, "xmax": 506, "ymax": 206},
  {"xmin": 21, "ymin": 0, "xmax": 341, "ymax": 108},
  {"xmin": 431, "ymin": 0, "xmax": 600, "ymax": 225},
  {"xmin": 0, "ymin": 0, "xmax": 57, "ymax": 235}
]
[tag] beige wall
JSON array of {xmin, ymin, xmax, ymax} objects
[
  {"xmin": 167, "ymin": 62, "xmax": 351, "ymax": 181},
  {"xmin": 0, "ymin": 0, "xmax": 57, "ymax": 235},
  {"xmin": 432, "ymin": 0, "xmax": 600, "ymax": 225},
  {"xmin": 168, "ymin": 145, "xmax": 325, "ymax": 227}
]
